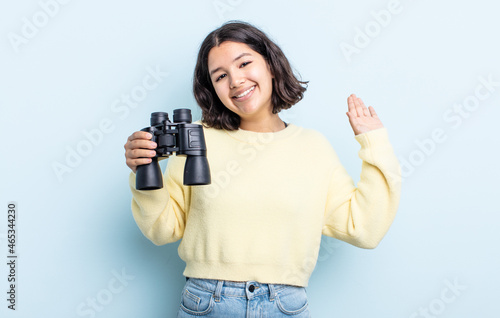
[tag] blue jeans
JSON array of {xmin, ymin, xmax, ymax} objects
[{"xmin": 176, "ymin": 278, "xmax": 311, "ymax": 317}]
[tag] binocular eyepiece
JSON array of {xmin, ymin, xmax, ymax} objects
[{"xmin": 135, "ymin": 109, "xmax": 211, "ymax": 190}]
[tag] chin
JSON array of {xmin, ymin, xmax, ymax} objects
[{"xmin": 232, "ymin": 104, "xmax": 260, "ymax": 115}]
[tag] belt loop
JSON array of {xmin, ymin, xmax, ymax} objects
[
  {"xmin": 268, "ymin": 284, "xmax": 277, "ymax": 301},
  {"xmin": 214, "ymin": 280, "xmax": 223, "ymax": 302}
]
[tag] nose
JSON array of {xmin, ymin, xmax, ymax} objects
[{"xmin": 230, "ymin": 71, "xmax": 245, "ymax": 89}]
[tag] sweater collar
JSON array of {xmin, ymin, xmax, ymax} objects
[{"xmin": 222, "ymin": 123, "xmax": 300, "ymax": 144}]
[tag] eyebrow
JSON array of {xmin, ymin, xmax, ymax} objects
[{"xmin": 209, "ymin": 52, "xmax": 253, "ymax": 76}]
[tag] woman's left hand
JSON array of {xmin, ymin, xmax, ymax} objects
[{"xmin": 346, "ymin": 94, "xmax": 384, "ymax": 135}]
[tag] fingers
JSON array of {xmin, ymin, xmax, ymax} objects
[
  {"xmin": 345, "ymin": 110, "xmax": 356, "ymax": 127},
  {"xmin": 125, "ymin": 131, "xmax": 156, "ymax": 150},
  {"xmin": 127, "ymin": 131, "xmax": 153, "ymax": 142},
  {"xmin": 124, "ymin": 131, "xmax": 158, "ymax": 173},
  {"xmin": 353, "ymin": 94, "xmax": 367, "ymax": 117},
  {"xmin": 126, "ymin": 157, "xmax": 154, "ymax": 173},
  {"xmin": 348, "ymin": 94, "xmax": 373, "ymax": 117},
  {"xmin": 368, "ymin": 106, "xmax": 379, "ymax": 118},
  {"xmin": 345, "ymin": 111, "xmax": 361, "ymax": 136},
  {"xmin": 357, "ymin": 98, "xmax": 371, "ymax": 117},
  {"xmin": 125, "ymin": 138, "xmax": 157, "ymax": 152},
  {"xmin": 127, "ymin": 147, "xmax": 157, "ymax": 159},
  {"xmin": 347, "ymin": 94, "xmax": 356, "ymax": 114},
  {"xmin": 348, "ymin": 94, "xmax": 365, "ymax": 117}
]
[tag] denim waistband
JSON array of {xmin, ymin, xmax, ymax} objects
[{"xmin": 185, "ymin": 277, "xmax": 291, "ymax": 301}]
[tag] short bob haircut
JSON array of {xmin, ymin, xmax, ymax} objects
[{"xmin": 193, "ymin": 21, "xmax": 308, "ymax": 130}]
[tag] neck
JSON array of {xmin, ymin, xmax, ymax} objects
[{"xmin": 239, "ymin": 114, "xmax": 286, "ymax": 132}]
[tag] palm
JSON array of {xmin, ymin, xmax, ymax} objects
[{"xmin": 346, "ymin": 94, "xmax": 384, "ymax": 135}]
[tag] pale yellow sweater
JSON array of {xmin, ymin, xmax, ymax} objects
[{"xmin": 129, "ymin": 123, "xmax": 401, "ymax": 287}]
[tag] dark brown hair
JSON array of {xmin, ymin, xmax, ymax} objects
[{"xmin": 193, "ymin": 21, "xmax": 308, "ymax": 130}]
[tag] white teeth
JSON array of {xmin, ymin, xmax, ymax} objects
[{"xmin": 235, "ymin": 86, "xmax": 255, "ymax": 98}]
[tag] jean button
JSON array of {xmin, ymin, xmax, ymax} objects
[{"xmin": 249, "ymin": 285, "xmax": 255, "ymax": 292}]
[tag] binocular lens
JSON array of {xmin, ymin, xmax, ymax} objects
[
  {"xmin": 150, "ymin": 112, "xmax": 169, "ymax": 126},
  {"xmin": 173, "ymin": 109, "xmax": 192, "ymax": 123}
]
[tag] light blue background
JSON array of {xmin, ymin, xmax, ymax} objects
[{"xmin": 1, "ymin": 0, "xmax": 499, "ymax": 317}]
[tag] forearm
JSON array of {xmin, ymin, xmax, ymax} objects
[
  {"xmin": 323, "ymin": 128, "xmax": 402, "ymax": 248},
  {"xmin": 129, "ymin": 158, "xmax": 188, "ymax": 245}
]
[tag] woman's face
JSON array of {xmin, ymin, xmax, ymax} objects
[{"xmin": 208, "ymin": 41, "xmax": 274, "ymax": 123}]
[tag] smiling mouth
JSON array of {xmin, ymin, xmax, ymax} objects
[{"xmin": 233, "ymin": 85, "xmax": 256, "ymax": 99}]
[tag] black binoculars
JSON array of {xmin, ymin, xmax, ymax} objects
[{"xmin": 136, "ymin": 109, "xmax": 211, "ymax": 190}]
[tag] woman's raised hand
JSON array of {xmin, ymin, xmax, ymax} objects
[
  {"xmin": 124, "ymin": 131, "xmax": 157, "ymax": 173},
  {"xmin": 346, "ymin": 94, "xmax": 384, "ymax": 135}
]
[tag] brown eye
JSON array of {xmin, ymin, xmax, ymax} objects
[{"xmin": 215, "ymin": 74, "xmax": 227, "ymax": 82}]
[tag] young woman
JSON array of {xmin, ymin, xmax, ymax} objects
[{"xmin": 124, "ymin": 21, "xmax": 401, "ymax": 317}]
